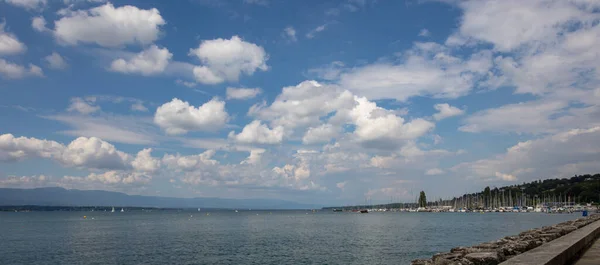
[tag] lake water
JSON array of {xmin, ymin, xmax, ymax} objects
[{"xmin": 0, "ymin": 210, "xmax": 581, "ymax": 265}]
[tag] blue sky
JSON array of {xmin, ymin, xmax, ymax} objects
[{"xmin": 1, "ymin": 0, "xmax": 600, "ymax": 205}]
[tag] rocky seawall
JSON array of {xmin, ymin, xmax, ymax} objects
[{"xmin": 412, "ymin": 214, "xmax": 600, "ymax": 265}]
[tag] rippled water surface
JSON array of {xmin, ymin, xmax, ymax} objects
[{"xmin": 0, "ymin": 211, "xmax": 581, "ymax": 265}]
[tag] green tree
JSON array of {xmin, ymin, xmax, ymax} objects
[
  {"xmin": 484, "ymin": 186, "xmax": 491, "ymax": 208},
  {"xmin": 418, "ymin": 191, "xmax": 427, "ymax": 208}
]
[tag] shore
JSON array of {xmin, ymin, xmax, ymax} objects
[{"xmin": 412, "ymin": 214, "xmax": 600, "ymax": 265}]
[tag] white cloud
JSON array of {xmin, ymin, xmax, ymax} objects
[
  {"xmin": 458, "ymin": 99, "xmax": 600, "ymax": 134},
  {"xmin": 189, "ymin": 36, "xmax": 268, "ymax": 84},
  {"xmin": 302, "ymin": 124, "xmax": 339, "ymax": 144},
  {"xmin": 433, "ymin": 103, "xmax": 465, "ymax": 121},
  {"xmin": 229, "ymin": 120, "xmax": 284, "ymax": 145},
  {"xmin": 453, "ymin": 127, "xmax": 600, "ymax": 183},
  {"xmin": 338, "ymin": 45, "xmax": 493, "ymax": 101},
  {"xmin": 0, "ymin": 134, "xmax": 64, "ymax": 161},
  {"xmin": 0, "ymin": 175, "xmax": 50, "ymax": 188},
  {"xmin": 425, "ymin": 168, "xmax": 444, "ymax": 175},
  {"xmin": 175, "ymin": 79, "xmax": 197, "ymax": 88},
  {"xmin": 349, "ymin": 96, "xmax": 434, "ymax": 148},
  {"xmin": 0, "ymin": 22, "xmax": 26, "ymax": 55},
  {"xmin": 225, "ymin": 87, "xmax": 262, "ymax": 100},
  {"xmin": 130, "ymin": 102, "xmax": 148, "ymax": 112},
  {"xmin": 0, "ymin": 59, "xmax": 43, "ymax": 79},
  {"xmin": 249, "ymin": 80, "xmax": 355, "ymax": 130},
  {"xmin": 53, "ymin": 3, "xmax": 165, "ymax": 47},
  {"xmin": 31, "ymin": 16, "xmax": 48, "ymax": 32},
  {"xmin": 60, "ymin": 136, "xmax": 131, "ymax": 170},
  {"xmin": 62, "ymin": 171, "xmax": 151, "ymax": 186},
  {"xmin": 110, "ymin": 45, "xmax": 172, "ymax": 76},
  {"xmin": 240, "ymin": 148, "xmax": 265, "ymax": 165},
  {"xmin": 67, "ymin": 97, "xmax": 100, "ymax": 115},
  {"xmin": 418, "ymin": 28, "xmax": 430, "ymax": 37},
  {"xmin": 162, "ymin": 150, "xmax": 219, "ymax": 172},
  {"xmin": 45, "ymin": 52, "xmax": 69, "ymax": 70},
  {"xmin": 154, "ymin": 98, "xmax": 229, "ymax": 135},
  {"xmin": 454, "ymin": 0, "xmax": 593, "ymax": 52},
  {"xmin": 495, "ymin": 172, "xmax": 517, "ymax": 181},
  {"xmin": 45, "ymin": 114, "xmax": 158, "ymax": 145},
  {"xmin": 306, "ymin": 24, "xmax": 327, "ymax": 39},
  {"xmin": 307, "ymin": 61, "xmax": 345, "ymax": 81},
  {"xmin": 4, "ymin": 0, "xmax": 46, "ymax": 10},
  {"xmin": 0, "ymin": 134, "xmax": 132, "ymax": 171},
  {"xmin": 131, "ymin": 148, "xmax": 160, "ymax": 173},
  {"xmin": 283, "ymin": 26, "xmax": 297, "ymax": 42}
]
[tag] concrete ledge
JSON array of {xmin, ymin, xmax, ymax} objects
[{"xmin": 499, "ymin": 219, "xmax": 600, "ymax": 265}]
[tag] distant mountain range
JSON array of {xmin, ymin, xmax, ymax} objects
[{"xmin": 0, "ymin": 187, "xmax": 320, "ymax": 209}]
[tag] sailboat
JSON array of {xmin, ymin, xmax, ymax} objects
[
  {"xmin": 120, "ymin": 208, "xmax": 125, "ymax": 213},
  {"xmin": 111, "ymin": 207, "xmax": 115, "ymax": 213}
]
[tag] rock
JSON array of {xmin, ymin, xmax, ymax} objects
[
  {"xmin": 453, "ymin": 258, "xmax": 475, "ymax": 265},
  {"xmin": 433, "ymin": 258, "xmax": 453, "ymax": 265},
  {"xmin": 433, "ymin": 252, "xmax": 464, "ymax": 262},
  {"xmin": 474, "ymin": 243, "xmax": 500, "ymax": 250},
  {"xmin": 464, "ymin": 252, "xmax": 502, "ymax": 265},
  {"xmin": 539, "ymin": 233, "xmax": 560, "ymax": 241},
  {"xmin": 412, "ymin": 259, "xmax": 433, "ymax": 265}
]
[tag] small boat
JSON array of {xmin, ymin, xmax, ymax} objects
[
  {"xmin": 120, "ymin": 208, "xmax": 124, "ymax": 213},
  {"xmin": 111, "ymin": 207, "xmax": 115, "ymax": 213},
  {"xmin": 360, "ymin": 210, "xmax": 368, "ymax": 213},
  {"xmin": 333, "ymin": 209, "xmax": 343, "ymax": 212},
  {"xmin": 235, "ymin": 210, "xmax": 239, "ymax": 213}
]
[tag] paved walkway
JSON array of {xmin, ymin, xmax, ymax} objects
[{"xmin": 574, "ymin": 237, "xmax": 600, "ymax": 265}]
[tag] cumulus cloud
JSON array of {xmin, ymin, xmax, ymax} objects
[
  {"xmin": 53, "ymin": 3, "xmax": 165, "ymax": 47},
  {"xmin": 31, "ymin": 16, "xmax": 48, "ymax": 32},
  {"xmin": 240, "ymin": 148, "xmax": 265, "ymax": 165},
  {"xmin": 60, "ymin": 136, "xmax": 131, "ymax": 170},
  {"xmin": 0, "ymin": 134, "xmax": 64, "ymax": 161},
  {"xmin": 226, "ymin": 87, "xmax": 261, "ymax": 100},
  {"xmin": 249, "ymin": 80, "xmax": 355, "ymax": 130},
  {"xmin": 110, "ymin": 45, "xmax": 172, "ymax": 76},
  {"xmin": 229, "ymin": 120, "xmax": 284, "ymax": 144},
  {"xmin": 189, "ymin": 36, "xmax": 268, "ymax": 84},
  {"xmin": 302, "ymin": 124, "xmax": 339, "ymax": 144},
  {"xmin": 0, "ymin": 134, "xmax": 131, "ymax": 171},
  {"xmin": 0, "ymin": 22, "xmax": 26, "ymax": 55},
  {"xmin": 433, "ymin": 103, "xmax": 465, "ymax": 121},
  {"xmin": 67, "ymin": 97, "xmax": 100, "ymax": 115},
  {"xmin": 349, "ymin": 96, "xmax": 434, "ymax": 148},
  {"xmin": 162, "ymin": 150, "xmax": 218, "ymax": 172},
  {"xmin": 45, "ymin": 52, "xmax": 68, "ymax": 70},
  {"xmin": 0, "ymin": 59, "xmax": 44, "ymax": 79},
  {"xmin": 131, "ymin": 148, "xmax": 160, "ymax": 173},
  {"xmin": 154, "ymin": 98, "xmax": 229, "ymax": 135}
]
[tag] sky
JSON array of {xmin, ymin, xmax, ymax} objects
[{"xmin": 1, "ymin": 0, "xmax": 600, "ymax": 205}]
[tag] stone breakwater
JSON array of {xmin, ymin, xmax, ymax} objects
[{"xmin": 412, "ymin": 214, "xmax": 600, "ymax": 265}]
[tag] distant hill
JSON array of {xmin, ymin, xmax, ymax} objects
[{"xmin": 0, "ymin": 187, "xmax": 320, "ymax": 209}]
